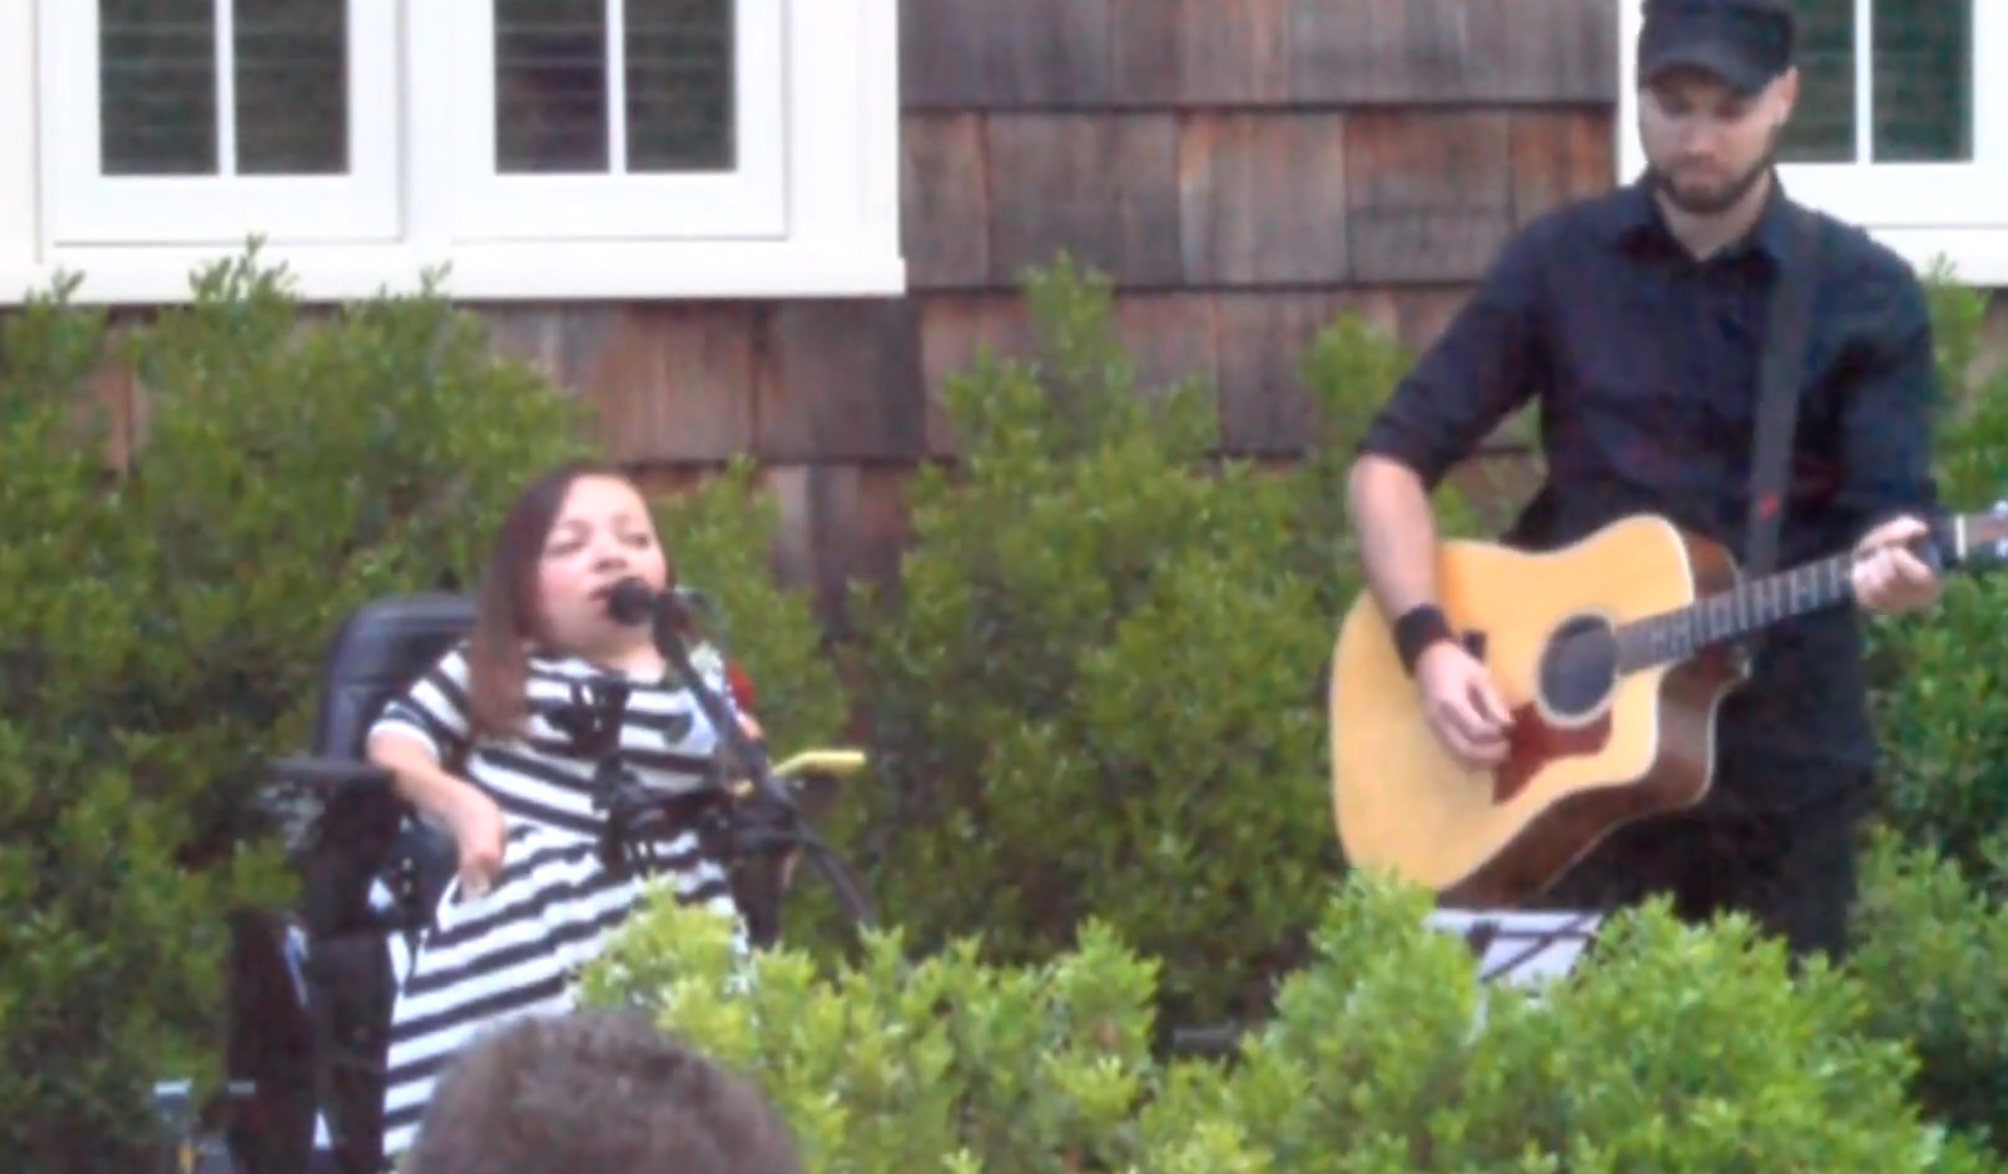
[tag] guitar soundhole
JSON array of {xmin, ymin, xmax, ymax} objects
[{"xmin": 1536, "ymin": 614, "xmax": 1618, "ymax": 725}]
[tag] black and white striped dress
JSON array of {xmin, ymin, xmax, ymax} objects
[{"xmin": 369, "ymin": 641, "xmax": 748, "ymax": 1159}]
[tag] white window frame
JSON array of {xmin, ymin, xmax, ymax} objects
[
  {"xmin": 0, "ymin": 0, "xmax": 905, "ymax": 305},
  {"xmin": 42, "ymin": 0, "xmax": 404, "ymax": 246},
  {"xmin": 446, "ymin": 0, "xmax": 787, "ymax": 242},
  {"xmin": 1616, "ymin": 0, "xmax": 2008, "ymax": 287}
]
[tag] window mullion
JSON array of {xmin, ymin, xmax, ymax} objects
[
  {"xmin": 1854, "ymin": 0, "xmax": 1875, "ymax": 163},
  {"xmin": 1974, "ymin": 0, "xmax": 2008, "ymax": 165},
  {"xmin": 215, "ymin": 0, "xmax": 237, "ymax": 177},
  {"xmin": 607, "ymin": 0, "xmax": 627, "ymax": 175}
]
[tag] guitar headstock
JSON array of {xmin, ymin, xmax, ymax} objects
[{"xmin": 1936, "ymin": 500, "xmax": 2008, "ymax": 573}]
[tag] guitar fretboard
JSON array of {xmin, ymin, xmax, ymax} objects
[{"xmin": 1616, "ymin": 551, "xmax": 1854, "ymax": 671}]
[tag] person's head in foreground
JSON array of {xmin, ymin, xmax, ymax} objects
[{"xmin": 403, "ymin": 1009, "xmax": 805, "ymax": 1174}]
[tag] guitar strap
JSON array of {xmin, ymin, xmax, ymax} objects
[{"xmin": 1742, "ymin": 201, "xmax": 1821, "ymax": 578}]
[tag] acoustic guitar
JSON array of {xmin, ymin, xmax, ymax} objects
[{"xmin": 1328, "ymin": 507, "xmax": 2008, "ymax": 909}]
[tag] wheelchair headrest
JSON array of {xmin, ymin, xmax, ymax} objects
[{"xmin": 312, "ymin": 593, "xmax": 477, "ymax": 761}]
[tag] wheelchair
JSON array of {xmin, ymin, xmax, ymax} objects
[{"xmin": 214, "ymin": 593, "xmax": 869, "ymax": 1174}]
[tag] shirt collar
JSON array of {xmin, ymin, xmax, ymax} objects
[{"xmin": 1606, "ymin": 170, "xmax": 1794, "ymax": 265}]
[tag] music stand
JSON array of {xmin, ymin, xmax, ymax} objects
[{"xmin": 1424, "ymin": 907, "xmax": 1603, "ymax": 990}]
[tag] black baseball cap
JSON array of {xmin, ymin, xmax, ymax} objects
[{"xmin": 1637, "ymin": 0, "xmax": 1798, "ymax": 96}]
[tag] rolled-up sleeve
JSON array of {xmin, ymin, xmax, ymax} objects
[
  {"xmin": 1357, "ymin": 222, "xmax": 1553, "ymax": 488},
  {"xmin": 1834, "ymin": 264, "xmax": 1940, "ymax": 535}
]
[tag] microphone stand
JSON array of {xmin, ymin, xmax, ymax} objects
[{"xmin": 643, "ymin": 594, "xmax": 877, "ymax": 934}]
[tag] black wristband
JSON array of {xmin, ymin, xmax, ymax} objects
[{"xmin": 1392, "ymin": 604, "xmax": 1453, "ymax": 676}]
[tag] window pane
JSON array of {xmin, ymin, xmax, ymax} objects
[
  {"xmin": 100, "ymin": 0, "xmax": 218, "ymax": 175},
  {"xmin": 234, "ymin": 0, "xmax": 348, "ymax": 174},
  {"xmin": 495, "ymin": 0, "xmax": 610, "ymax": 173},
  {"xmin": 1781, "ymin": 0, "xmax": 1855, "ymax": 163},
  {"xmin": 1872, "ymin": 0, "xmax": 1972, "ymax": 162},
  {"xmin": 625, "ymin": 0, "xmax": 734, "ymax": 172}
]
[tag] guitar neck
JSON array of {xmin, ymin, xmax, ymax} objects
[
  {"xmin": 1616, "ymin": 551, "xmax": 1853, "ymax": 671},
  {"xmin": 1615, "ymin": 509, "xmax": 2008, "ymax": 672}
]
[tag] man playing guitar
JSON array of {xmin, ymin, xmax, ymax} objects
[{"xmin": 1345, "ymin": 0, "xmax": 1945, "ymax": 962}]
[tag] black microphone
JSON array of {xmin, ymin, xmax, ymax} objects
[
  {"xmin": 602, "ymin": 572, "xmax": 878, "ymax": 932},
  {"xmin": 605, "ymin": 578, "xmax": 710, "ymax": 629}
]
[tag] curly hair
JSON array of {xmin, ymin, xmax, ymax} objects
[{"xmin": 402, "ymin": 1009, "xmax": 804, "ymax": 1174}]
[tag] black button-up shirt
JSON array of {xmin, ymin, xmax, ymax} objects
[{"xmin": 1358, "ymin": 176, "xmax": 1940, "ymax": 803}]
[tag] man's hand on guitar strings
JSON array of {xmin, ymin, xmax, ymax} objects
[
  {"xmin": 1850, "ymin": 514, "xmax": 1942, "ymax": 617},
  {"xmin": 1414, "ymin": 641, "xmax": 1513, "ymax": 771}
]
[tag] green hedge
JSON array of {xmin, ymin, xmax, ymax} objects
[
  {"xmin": 1868, "ymin": 271, "xmax": 2008, "ymax": 879},
  {"xmin": 1846, "ymin": 271, "xmax": 2008, "ymax": 1154},
  {"xmin": 583, "ymin": 877, "xmax": 1997, "ymax": 1173},
  {"xmin": 837, "ymin": 258, "xmax": 1354, "ymax": 1030}
]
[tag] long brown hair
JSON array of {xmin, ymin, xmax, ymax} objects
[{"xmin": 465, "ymin": 460, "xmax": 637, "ymax": 739}]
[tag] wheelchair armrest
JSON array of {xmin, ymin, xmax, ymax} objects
[
  {"xmin": 268, "ymin": 755, "xmax": 396, "ymax": 794},
  {"xmin": 263, "ymin": 756, "xmax": 442, "ymax": 939},
  {"xmin": 258, "ymin": 756, "xmax": 407, "ymax": 864}
]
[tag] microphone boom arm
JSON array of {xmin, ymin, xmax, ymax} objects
[{"xmin": 643, "ymin": 596, "xmax": 877, "ymax": 934}]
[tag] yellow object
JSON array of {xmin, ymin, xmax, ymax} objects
[
  {"xmin": 725, "ymin": 748, "xmax": 868, "ymax": 800},
  {"xmin": 772, "ymin": 748, "xmax": 868, "ymax": 778}
]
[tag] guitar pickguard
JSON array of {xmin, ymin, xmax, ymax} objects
[{"xmin": 1494, "ymin": 705, "xmax": 1613, "ymax": 805}]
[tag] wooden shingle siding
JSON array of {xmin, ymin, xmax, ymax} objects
[
  {"xmin": 1343, "ymin": 111, "xmax": 1516, "ymax": 283},
  {"xmin": 1115, "ymin": 293, "xmax": 1224, "ymax": 408},
  {"xmin": 906, "ymin": 0, "xmax": 1619, "ymax": 109},
  {"xmin": 1988, "ymin": 298, "xmax": 2008, "ymax": 374},
  {"xmin": 910, "ymin": 283, "xmax": 1478, "ymax": 462},
  {"xmin": 761, "ymin": 463, "xmax": 915, "ymax": 626},
  {"xmin": 900, "ymin": 0, "xmax": 1116, "ymax": 109},
  {"xmin": 84, "ymin": 345, "xmax": 144, "ymax": 470},
  {"xmin": 914, "ymin": 294, "xmax": 1035, "ymax": 457},
  {"xmin": 1215, "ymin": 291, "xmax": 1349, "ymax": 453},
  {"xmin": 486, "ymin": 304, "xmax": 762, "ymax": 464},
  {"xmin": 1511, "ymin": 109, "xmax": 1622, "ymax": 225},
  {"xmin": 903, "ymin": 110, "xmax": 1615, "ymax": 299},
  {"xmin": 1147, "ymin": 0, "xmax": 1295, "ymax": 106},
  {"xmin": 984, "ymin": 115, "xmax": 1185, "ymax": 288},
  {"xmin": 900, "ymin": 114, "xmax": 990, "ymax": 290},
  {"xmin": 1292, "ymin": 0, "xmax": 1617, "ymax": 106},
  {"xmin": 1178, "ymin": 114, "xmax": 1351, "ymax": 285},
  {"xmin": 755, "ymin": 301, "xmax": 928, "ymax": 463}
]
